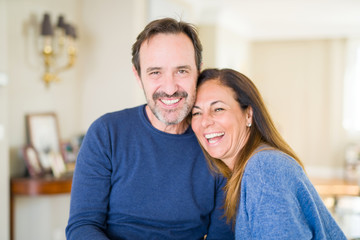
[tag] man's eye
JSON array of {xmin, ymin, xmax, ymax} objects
[
  {"xmin": 150, "ymin": 71, "xmax": 160, "ymax": 75},
  {"xmin": 178, "ymin": 69, "xmax": 187, "ymax": 74}
]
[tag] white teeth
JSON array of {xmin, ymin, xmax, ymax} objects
[
  {"xmin": 205, "ymin": 132, "xmax": 224, "ymax": 139},
  {"xmin": 161, "ymin": 99, "xmax": 180, "ymax": 105},
  {"xmin": 208, "ymin": 139, "xmax": 217, "ymax": 144},
  {"xmin": 205, "ymin": 132, "xmax": 224, "ymax": 144}
]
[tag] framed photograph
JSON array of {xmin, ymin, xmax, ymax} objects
[
  {"xmin": 22, "ymin": 145, "xmax": 44, "ymax": 178},
  {"xmin": 49, "ymin": 151, "xmax": 67, "ymax": 178},
  {"xmin": 61, "ymin": 141, "xmax": 78, "ymax": 173},
  {"xmin": 26, "ymin": 113, "xmax": 61, "ymax": 173}
]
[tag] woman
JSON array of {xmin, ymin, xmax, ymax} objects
[{"xmin": 191, "ymin": 68, "xmax": 346, "ymax": 239}]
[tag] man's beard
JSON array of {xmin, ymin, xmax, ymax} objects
[{"xmin": 146, "ymin": 91, "xmax": 195, "ymax": 125}]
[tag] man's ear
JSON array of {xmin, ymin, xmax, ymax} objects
[
  {"xmin": 132, "ymin": 65, "xmax": 143, "ymax": 89},
  {"xmin": 199, "ymin": 62, "xmax": 203, "ymax": 73}
]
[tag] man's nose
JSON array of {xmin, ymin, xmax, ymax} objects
[{"xmin": 163, "ymin": 74, "xmax": 178, "ymax": 96}]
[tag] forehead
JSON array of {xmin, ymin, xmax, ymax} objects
[
  {"xmin": 139, "ymin": 33, "xmax": 196, "ymax": 68},
  {"xmin": 197, "ymin": 80, "xmax": 236, "ymax": 103}
]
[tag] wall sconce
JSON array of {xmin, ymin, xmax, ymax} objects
[{"xmin": 40, "ymin": 13, "xmax": 77, "ymax": 87}]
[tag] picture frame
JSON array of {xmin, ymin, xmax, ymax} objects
[
  {"xmin": 61, "ymin": 141, "xmax": 78, "ymax": 173},
  {"xmin": 49, "ymin": 151, "xmax": 67, "ymax": 178},
  {"xmin": 26, "ymin": 113, "xmax": 62, "ymax": 174},
  {"xmin": 22, "ymin": 145, "xmax": 44, "ymax": 178}
]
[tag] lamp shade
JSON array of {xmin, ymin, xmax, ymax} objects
[
  {"xmin": 57, "ymin": 15, "xmax": 66, "ymax": 29},
  {"xmin": 64, "ymin": 24, "xmax": 77, "ymax": 39},
  {"xmin": 70, "ymin": 25, "xmax": 77, "ymax": 39},
  {"xmin": 64, "ymin": 24, "xmax": 71, "ymax": 36},
  {"xmin": 41, "ymin": 13, "xmax": 54, "ymax": 36}
]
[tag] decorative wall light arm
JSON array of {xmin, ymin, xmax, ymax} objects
[{"xmin": 40, "ymin": 13, "xmax": 78, "ymax": 87}]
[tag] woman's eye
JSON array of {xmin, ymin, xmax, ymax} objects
[
  {"xmin": 192, "ymin": 112, "xmax": 200, "ymax": 116},
  {"xmin": 214, "ymin": 108, "xmax": 224, "ymax": 112}
]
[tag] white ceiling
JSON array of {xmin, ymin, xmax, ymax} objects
[{"xmin": 182, "ymin": 0, "xmax": 360, "ymax": 40}]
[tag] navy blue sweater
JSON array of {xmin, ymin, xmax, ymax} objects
[{"xmin": 66, "ymin": 105, "xmax": 234, "ymax": 239}]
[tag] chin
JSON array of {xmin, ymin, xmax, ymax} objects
[{"xmin": 206, "ymin": 151, "xmax": 221, "ymax": 159}]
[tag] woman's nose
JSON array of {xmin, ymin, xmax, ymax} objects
[{"xmin": 201, "ymin": 114, "xmax": 214, "ymax": 128}]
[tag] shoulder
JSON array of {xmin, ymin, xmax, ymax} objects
[
  {"xmin": 246, "ymin": 149, "xmax": 302, "ymax": 175},
  {"xmin": 90, "ymin": 105, "xmax": 144, "ymax": 128},
  {"xmin": 81, "ymin": 106, "xmax": 145, "ymax": 141},
  {"xmin": 99, "ymin": 105, "xmax": 143, "ymax": 122},
  {"xmin": 243, "ymin": 149, "xmax": 305, "ymax": 189}
]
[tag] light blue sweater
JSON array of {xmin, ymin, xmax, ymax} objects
[{"xmin": 235, "ymin": 149, "xmax": 347, "ymax": 239}]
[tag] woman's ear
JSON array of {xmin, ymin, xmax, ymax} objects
[{"xmin": 246, "ymin": 106, "xmax": 253, "ymax": 124}]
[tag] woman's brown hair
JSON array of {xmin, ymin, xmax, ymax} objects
[{"xmin": 195, "ymin": 68, "xmax": 304, "ymax": 224}]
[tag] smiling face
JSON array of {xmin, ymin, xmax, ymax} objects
[
  {"xmin": 191, "ymin": 79, "xmax": 252, "ymax": 170},
  {"xmin": 133, "ymin": 33, "xmax": 198, "ymax": 133}
]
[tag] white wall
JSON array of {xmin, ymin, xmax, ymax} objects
[
  {"xmin": 250, "ymin": 39, "xmax": 347, "ymax": 177},
  {"xmin": 216, "ymin": 27, "xmax": 251, "ymax": 73},
  {"xmin": 198, "ymin": 24, "xmax": 251, "ymax": 73},
  {"xmin": 0, "ymin": 0, "xmax": 10, "ymax": 238},
  {"xmin": 78, "ymin": 0, "xmax": 146, "ymax": 131}
]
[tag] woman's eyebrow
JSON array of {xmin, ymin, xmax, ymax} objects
[
  {"xmin": 210, "ymin": 100, "xmax": 223, "ymax": 106},
  {"xmin": 193, "ymin": 100, "xmax": 224, "ymax": 109}
]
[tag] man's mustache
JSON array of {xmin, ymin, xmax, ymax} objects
[{"xmin": 153, "ymin": 91, "xmax": 188, "ymax": 100}]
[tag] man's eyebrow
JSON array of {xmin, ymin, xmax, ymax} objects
[
  {"xmin": 177, "ymin": 65, "xmax": 192, "ymax": 70},
  {"xmin": 146, "ymin": 67, "xmax": 161, "ymax": 73}
]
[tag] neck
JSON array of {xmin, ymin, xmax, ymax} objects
[{"xmin": 145, "ymin": 105, "xmax": 189, "ymax": 134}]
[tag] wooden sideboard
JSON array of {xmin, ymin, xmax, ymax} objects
[
  {"xmin": 10, "ymin": 175, "xmax": 73, "ymax": 240},
  {"xmin": 311, "ymin": 178, "xmax": 360, "ymax": 198}
]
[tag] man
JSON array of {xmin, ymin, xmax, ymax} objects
[{"xmin": 66, "ymin": 18, "xmax": 234, "ymax": 240}]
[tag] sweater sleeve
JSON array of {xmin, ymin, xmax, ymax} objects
[
  {"xmin": 235, "ymin": 150, "xmax": 347, "ymax": 240},
  {"xmin": 66, "ymin": 118, "xmax": 112, "ymax": 239},
  {"xmin": 241, "ymin": 160, "xmax": 312, "ymax": 240},
  {"xmin": 206, "ymin": 175, "xmax": 235, "ymax": 240}
]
